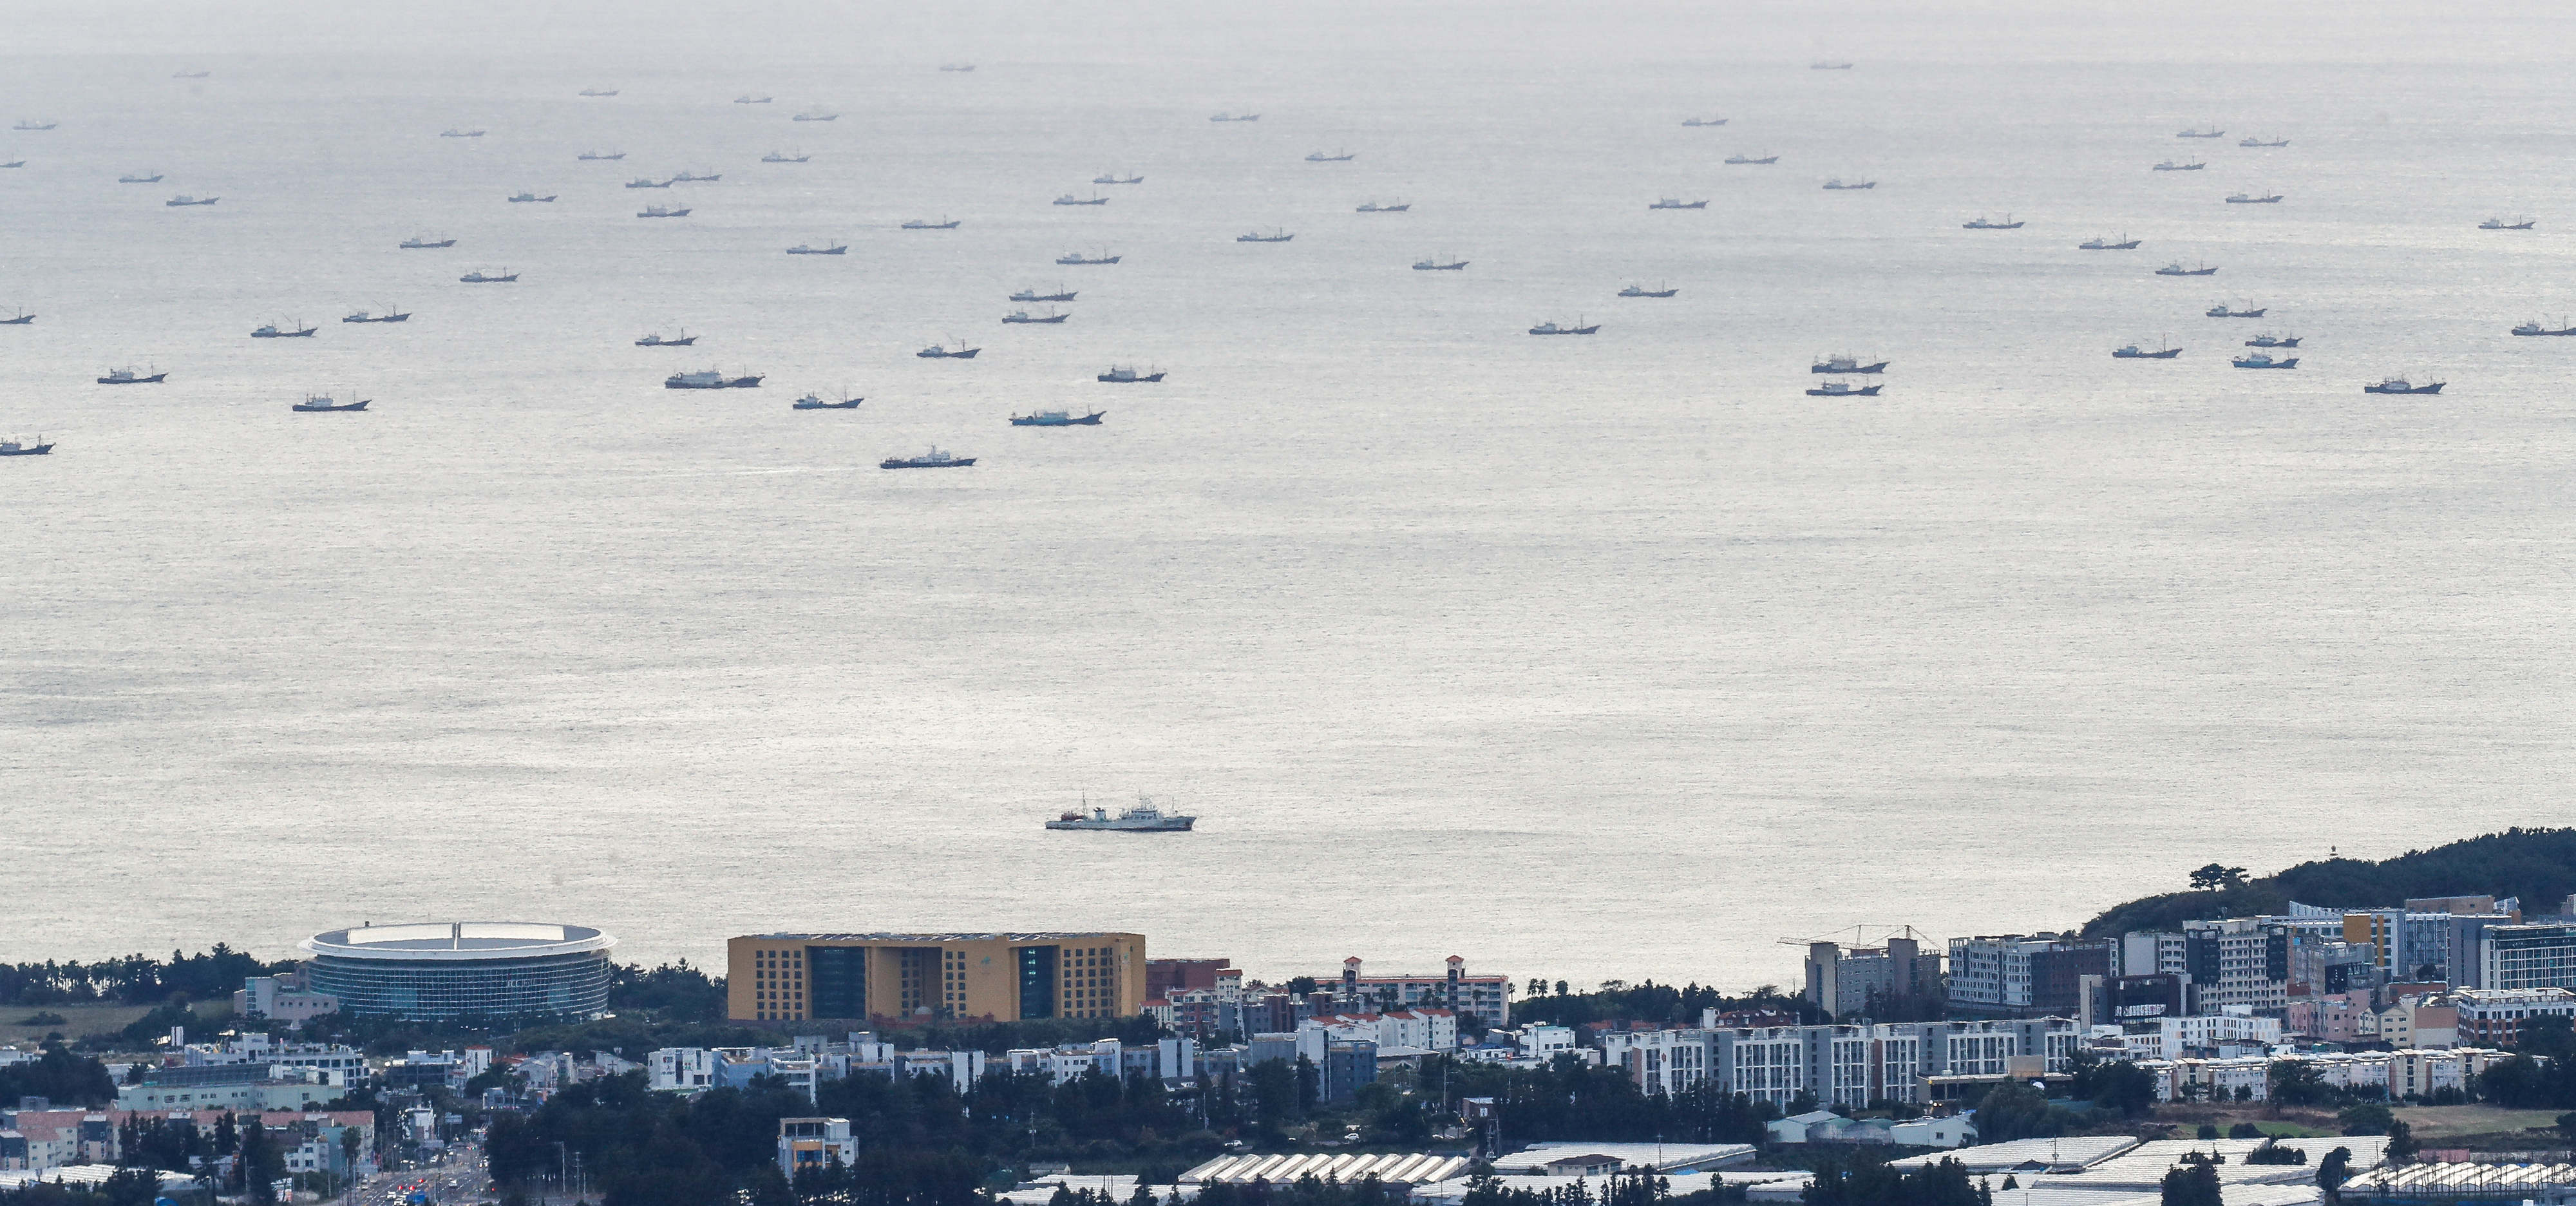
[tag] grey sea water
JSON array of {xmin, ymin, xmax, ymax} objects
[{"xmin": 8, "ymin": 1, "xmax": 2576, "ymax": 989}]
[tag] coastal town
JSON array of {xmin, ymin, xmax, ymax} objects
[{"xmin": 8, "ymin": 855, "xmax": 2576, "ymax": 1206}]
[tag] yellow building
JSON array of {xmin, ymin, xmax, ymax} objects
[{"xmin": 728, "ymin": 932, "xmax": 1144, "ymax": 1024}]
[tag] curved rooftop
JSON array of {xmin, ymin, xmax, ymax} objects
[{"xmin": 300, "ymin": 922, "xmax": 616, "ymax": 961}]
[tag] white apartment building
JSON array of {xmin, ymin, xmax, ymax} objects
[
  {"xmin": 2453, "ymin": 987, "xmax": 2576, "ymax": 1046},
  {"xmin": 2103, "ymin": 1013, "xmax": 2286, "ymax": 1060},
  {"xmin": 2391, "ymin": 1048, "xmax": 2501, "ymax": 1100},
  {"xmin": 1304, "ymin": 1010, "xmax": 1458, "ymax": 1051},
  {"xmin": 1594, "ymin": 1019, "xmax": 2078, "ymax": 1109}
]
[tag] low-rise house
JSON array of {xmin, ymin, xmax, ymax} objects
[{"xmin": 776, "ymin": 1118, "xmax": 855, "ymax": 1178}]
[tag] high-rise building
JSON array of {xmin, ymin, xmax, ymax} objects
[
  {"xmin": 1803, "ymin": 936, "xmax": 1942, "ymax": 1018},
  {"xmin": 2479, "ymin": 924, "xmax": 2576, "ymax": 992},
  {"xmin": 726, "ymin": 932, "xmax": 1145, "ymax": 1024},
  {"xmin": 1947, "ymin": 935, "xmax": 2110, "ymax": 1017}
]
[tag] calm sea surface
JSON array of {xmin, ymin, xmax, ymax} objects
[{"xmin": 8, "ymin": 1, "xmax": 2576, "ymax": 990}]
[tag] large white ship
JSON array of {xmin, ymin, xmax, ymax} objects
[{"xmin": 1045, "ymin": 796, "xmax": 1195, "ymax": 832}]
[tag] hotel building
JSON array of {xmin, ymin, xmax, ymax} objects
[{"xmin": 728, "ymin": 932, "xmax": 1144, "ymax": 1024}]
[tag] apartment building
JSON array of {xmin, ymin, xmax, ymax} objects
[
  {"xmin": 1593, "ymin": 1018, "xmax": 2080, "ymax": 1107},
  {"xmin": 1947, "ymin": 936, "xmax": 2109, "ymax": 1017},
  {"xmin": 1332, "ymin": 957, "xmax": 1511, "ymax": 1026},
  {"xmin": 726, "ymin": 932, "xmax": 1144, "ymax": 1023},
  {"xmin": 1802, "ymin": 936, "xmax": 1942, "ymax": 1017},
  {"xmin": 2479, "ymin": 924, "xmax": 2576, "ymax": 991},
  {"xmin": 2450, "ymin": 987, "xmax": 2576, "ymax": 1046}
]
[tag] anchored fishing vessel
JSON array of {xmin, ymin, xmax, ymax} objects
[
  {"xmin": 791, "ymin": 392, "xmax": 862, "ymax": 410},
  {"xmin": 1054, "ymin": 193, "xmax": 1108, "ymax": 206},
  {"xmin": 2113, "ymin": 343, "xmax": 2183, "ymax": 359},
  {"xmin": 1618, "ymin": 282, "xmax": 1678, "ymax": 298},
  {"xmin": 250, "ymin": 321, "xmax": 317, "ymax": 338},
  {"xmin": 1237, "ymin": 227, "xmax": 1293, "ymax": 242},
  {"xmin": 399, "ymin": 234, "xmax": 455, "ymax": 248},
  {"xmin": 1811, "ymin": 355, "xmax": 1888, "ymax": 374},
  {"xmin": 786, "ymin": 242, "xmax": 846, "ymax": 254},
  {"xmin": 1528, "ymin": 319, "xmax": 1600, "ymax": 335},
  {"xmin": 440, "ymin": 128, "xmax": 484, "ymax": 138},
  {"xmin": 1356, "ymin": 200, "xmax": 1411, "ymax": 212},
  {"xmin": 1012, "ymin": 286, "xmax": 1076, "ymax": 302},
  {"xmin": 793, "ymin": 110, "xmax": 838, "ymax": 122},
  {"xmin": 2226, "ymin": 193, "xmax": 2284, "ymax": 204},
  {"xmin": 763, "ymin": 151, "xmax": 810, "ymax": 163},
  {"xmin": 1003, "ymin": 309, "xmax": 1068, "ymax": 323},
  {"xmin": 1725, "ymin": 153, "xmax": 1779, "ymax": 164},
  {"xmin": 665, "ymin": 368, "xmax": 762, "ymax": 388},
  {"xmin": 940, "ymin": 64, "xmax": 976, "ymax": 73},
  {"xmin": 580, "ymin": 88, "xmax": 618, "ymax": 97},
  {"xmin": 2363, "ymin": 376, "xmax": 2443, "ymax": 394},
  {"xmin": 626, "ymin": 177, "xmax": 672, "ymax": 188},
  {"xmin": 2232, "ymin": 352, "xmax": 2298, "ymax": 368},
  {"xmin": 903, "ymin": 216, "xmax": 961, "ymax": 229},
  {"xmin": 2153, "ymin": 160, "xmax": 2205, "ymax": 171},
  {"xmin": 1098, "ymin": 365, "xmax": 1165, "ymax": 382},
  {"xmin": 1094, "ymin": 173, "xmax": 1144, "ymax": 184},
  {"xmin": 2481, "ymin": 216, "xmax": 2537, "ymax": 230},
  {"xmin": 1209, "ymin": 113, "xmax": 1260, "ymax": 122},
  {"xmin": 1046, "ymin": 798, "xmax": 1193, "ymax": 831},
  {"xmin": 292, "ymin": 394, "xmax": 368, "ymax": 412},
  {"xmin": 1305, "ymin": 149, "xmax": 1356, "ymax": 162},
  {"xmin": 736, "ymin": 95, "xmax": 772, "ymax": 104},
  {"xmin": 669, "ymin": 171, "xmax": 721, "ymax": 182},
  {"xmin": 2240, "ymin": 135, "xmax": 2289, "ymax": 147},
  {"xmin": 1823, "ymin": 178, "xmax": 1876, "ymax": 189},
  {"xmin": 881, "ymin": 447, "xmax": 974, "ymax": 469},
  {"xmin": 97, "ymin": 366, "xmax": 166, "ymax": 384},
  {"xmin": 578, "ymin": 149, "xmax": 626, "ymax": 160},
  {"xmin": 118, "ymin": 171, "xmax": 162, "ymax": 183},
  {"xmin": 507, "ymin": 191, "xmax": 556, "ymax": 202},
  {"xmin": 165, "ymin": 195, "xmax": 218, "ymax": 206},
  {"xmin": 2206, "ymin": 302, "xmax": 2265, "ymax": 317},
  {"xmin": 2244, "ymin": 334, "xmax": 2300, "ymax": 348},
  {"xmin": 1962, "ymin": 215, "xmax": 2024, "ymax": 229},
  {"xmin": 2159, "ymin": 262, "xmax": 2219, "ymax": 276},
  {"xmin": 12, "ymin": 121, "xmax": 57, "ymax": 131},
  {"xmin": 1811, "ymin": 61, "xmax": 1854, "ymax": 70},
  {"xmin": 1681, "ymin": 117, "xmax": 1728, "ymax": 126},
  {"xmin": 2, "ymin": 309, "xmax": 35, "ymax": 324},
  {"xmin": 1057, "ymin": 249, "xmax": 1119, "ymax": 264},
  {"xmin": 636, "ymin": 330, "xmax": 696, "ymax": 347},
  {"xmin": 2177, "ymin": 126, "xmax": 2225, "ymax": 138},
  {"xmin": 0, "ymin": 436, "xmax": 52, "ymax": 455},
  {"xmin": 1413, "ymin": 255, "xmax": 1468, "ymax": 271},
  {"xmin": 2512, "ymin": 317, "xmax": 2576, "ymax": 336},
  {"xmin": 2080, "ymin": 235, "xmax": 2141, "ymax": 249},
  {"xmin": 1806, "ymin": 381, "xmax": 1881, "ymax": 397},
  {"xmin": 1012, "ymin": 409, "xmax": 1105, "ymax": 426},
  {"xmin": 636, "ymin": 204, "xmax": 692, "ymax": 217},
  {"xmin": 916, "ymin": 343, "xmax": 981, "ymax": 358},
  {"xmin": 1649, "ymin": 197, "xmax": 1709, "ymax": 209},
  {"xmin": 342, "ymin": 307, "xmax": 410, "ymax": 323}
]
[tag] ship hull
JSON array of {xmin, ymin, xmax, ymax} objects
[
  {"xmin": 2363, "ymin": 384, "xmax": 2443, "ymax": 394},
  {"xmin": 666, "ymin": 378, "xmax": 762, "ymax": 388},
  {"xmin": 343, "ymin": 315, "xmax": 412, "ymax": 323},
  {"xmin": 1013, "ymin": 293, "xmax": 1076, "ymax": 302},
  {"xmin": 793, "ymin": 400, "xmax": 863, "ymax": 409},
  {"xmin": 292, "ymin": 401, "xmax": 369, "ymax": 412},
  {"xmin": 1044, "ymin": 818, "xmax": 1193, "ymax": 831},
  {"xmin": 1097, "ymin": 372, "xmax": 1165, "ymax": 381},
  {"xmin": 1003, "ymin": 316, "xmax": 1069, "ymax": 323},
  {"xmin": 97, "ymin": 374, "xmax": 167, "ymax": 384},
  {"xmin": 1811, "ymin": 363, "xmax": 1887, "ymax": 374},
  {"xmin": 250, "ymin": 330, "xmax": 316, "ymax": 338},
  {"xmin": 2246, "ymin": 340, "xmax": 2300, "ymax": 349},
  {"xmin": 1056, "ymin": 256, "xmax": 1119, "ymax": 264},
  {"xmin": 636, "ymin": 338, "xmax": 696, "ymax": 347},
  {"xmin": 0, "ymin": 445, "xmax": 52, "ymax": 455},
  {"xmin": 2233, "ymin": 361, "xmax": 2299, "ymax": 369},
  {"xmin": 0, "ymin": 315, "xmax": 33, "ymax": 324},
  {"xmin": 784, "ymin": 247, "xmax": 847, "ymax": 254},
  {"xmin": 1012, "ymin": 412, "xmax": 1105, "ymax": 426},
  {"xmin": 2208, "ymin": 310, "xmax": 2264, "ymax": 318},
  {"xmin": 1528, "ymin": 327, "xmax": 1600, "ymax": 335},
  {"xmin": 1806, "ymin": 387, "xmax": 1882, "ymax": 396},
  {"xmin": 1620, "ymin": 291, "xmax": 1680, "ymax": 298},
  {"xmin": 918, "ymin": 350, "xmax": 981, "ymax": 358},
  {"xmin": 881, "ymin": 459, "xmax": 976, "ymax": 468},
  {"xmin": 2113, "ymin": 350, "xmax": 2183, "ymax": 359},
  {"xmin": 2512, "ymin": 329, "xmax": 2576, "ymax": 337},
  {"xmin": 1414, "ymin": 263, "xmax": 1468, "ymax": 271}
]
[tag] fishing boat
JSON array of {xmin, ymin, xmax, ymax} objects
[
  {"xmin": 2177, "ymin": 126, "xmax": 2225, "ymax": 138},
  {"xmin": 580, "ymin": 88, "xmax": 618, "ymax": 97},
  {"xmin": 665, "ymin": 368, "xmax": 762, "ymax": 388},
  {"xmin": 2112, "ymin": 342, "xmax": 2183, "ymax": 359},
  {"xmin": 12, "ymin": 120, "xmax": 58, "ymax": 131},
  {"xmin": 2157, "ymin": 262, "xmax": 2219, "ymax": 276},
  {"xmin": 164, "ymin": 195, "xmax": 219, "ymax": 206},
  {"xmin": 1012, "ymin": 287, "xmax": 1076, "ymax": 302},
  {"xmin": 636, "ymin": 330, "xmax": 695, "ymax": 347},
  {"xmin": 1237, "ymin": 227, "xmax": 1293, "ymax": 242},
  {"xmin": 2079, "ymin": 235, "xmax": 2141, "ymax": 249},
  {"xmin": 118, "ymin": 171, "xmax": 162, "ymax": 183},
  {"xmin": 2244, "ymin": 334, "xmax": 2300, "ymax": 348},
  {"xmin": 940, "ymin": 64, "xmax": 976, "ymax": 73},
  {"xmin": 292, "ymin": 394, "xmax": 368, "ymax": 412},
  {"xmin": 2206, "ymin": 302, "xmax": 2264, "ymax": 318},
  {"xmin": 2512, "ymin": 317, "xmax": 2576, "ymax": 336},
  {"xmin": 1305, "ymin": 149, "xmax": 1356, "ymax": 162},
  {"xmin": 440, "ymin": 128, "xmax": 485, "ymax": 138},
  {"xmin": 636, "ymin": 204, "xmax": 691, "ymax": 217},
  {"xmin": 2481, "ymin": 216, "xmax": 2537, "ymax": 230},
  {"xmin": 763, "ymin": 151, "xmax": 811, "ymax": 163},
  {"xmin": 2231, "ymin": 352, "xmax": 2298, "ymax": 368},
  {"xmin": 1356, "ymin": 200, "xmax": 1411, "ymax": 212},
  {"xmin": 1097, "ymin": 365, "xmax": 1165, "ymax": 383},
  {"xmin": 2153, "ymin": 160, "xmax": 2205, "ymax": 171},
  {"xmin": 1681, "ymin": 117, "xmax": 1728, "ymax": 126},
  {"xmin": 1806, "ymin": 380, "xmax": 1880, "ymax": 396},
  {"xmin": 459, "ymin": 269, "xmax": 518, "ymax": 282},
  {"xmin": 1412, "ymin": 256, "xmax": 1468, "ymax": 271},
  {"xmin": 250, "ymin": 321, "xmax": 317, "ymax": 338},
  {"xmin": 791, "ymin": 392, "xmax": 863, "ymax": 410},
  {"xmin": 1822, "ymin": 178, "xmax": 1876, "ymax": 189},
  {"xmin": 1209, "ymin": 113, "xmax": 1261, "ymax": 122},
  {"xmin": 1528, "ymin": 319, "xmax": 1600, "ymax": 335},
  {"xmin": 2226, "ymin": 193, "xmax": 2284, "ymax": 204},
  {"xmin": 578, "ymin": 149, "xmax": 627, "ymax": 160},
  {"xmin": 0, "ymin": 161, "xmax": 22, "ymax": 168},
  {"xmin": 1962, "ymin": 215, "xmax": 2024, "ymax": 229},
  {"xmin": 1094, "ymin": 173, "xmax": 1144, "ymax": 184},
  {"xmin": 1648, "ymin": 197, "xmax": 1709, "ymax": 209},
  {"xmin": 2240, "ymin": 135, "xmax": 2290, "ymax": 147},
  {"xmin": 793, "ymin": 110, "xmax": 838, "ymax": 122},
  {"xmin": 507, "ymin": 191, "xmax": 556, "ymax": 202},
  {"xmin": 0, "ymin": 436, "xmax": 52, "ymax": 455},
  {"xmin": 173, "ymin": 70, "xmax": 210, "ymax": 78},
  {"xmin": 882, "ymin": 447, "xmax": 975, "ymax": 469},
  {"xmin": 917, "ymin": 343, "xmax": 981, "ymax": 358},
  {"xmin": 903, "ymin": 216, "xmax": 961, "ymax": 230},
  {"xmin": 625, "ymin": 177, "xmax": 672, "ymax": 188},
  {"xmin": 786, "ymin": 242, "xmax": 847, "ymax": 254},
  {"xmin": 1810, "ymin": 61, "xmax": 1853, "ymax": 70},
  {"xmin": 1003, "ymin": 309, "xmax": 1069, "ymax": 324},
  {"xmin": 2363, "ymin": 376, "xmax": 2443, "ymax": 394},
  {"xmin": 399, "ymin": 234, "xmax": 456, "ymax": 248},
  {"xmin": 1724, "ymin": 153, "xmax": 1779, "ymax": 164},
  {"xmin": 96, "ymin": 366, "xmax": 166, "ymax": 384},
  {"xmin": 1054, "ymin": 193, "xmax": 1108, "ymax": 206},
  {"xmin": 669, "ymin": 171, "xmax": 721, "ymax": 182},
  {"xmin": 1618, "ymin": 282, "xmax": 1679, "ymax": 298},
  {"xmin": 1, "ymin": 309, "xmax": 33, "ymax": 324},
  {"xmin": 1057, "ymin": 249, "xmax": 1119, "ymax": 264},
  {"xmin": 1011, "ymin": 409, "xmax": 1105, "ymax": 426},
  {"xmin": 1811, "ymin": 355, "xmax": 1888, "ymax": 374},
  {"xmin": 342, "ymin": 307, "xmax": 411, "ymax": 323},
  {"xmin": 735, "ymin": 95, "xmax": 772, "ymax": 104}
]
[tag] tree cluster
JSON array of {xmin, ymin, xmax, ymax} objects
[
  {"xmin": 0, "ymin": 945, "xmax": 291, "ymax": 1008},
  {"xmin": 1512, "ymin": 982, "xmax": 1821, "ymax": 1029},
  {"xmin": 2083, "ymin": 827, "xmax": 2576, "ymax": 938},
  {"xmin": 1801, "ymin": 1154, "xmax": 1991, "ymax": 1206}
]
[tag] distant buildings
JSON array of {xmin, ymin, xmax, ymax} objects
[
  {"xmin": 1803, "ymin": 933, "xmax": 1942, "ymax": 1017},
  {"xmin": 1595, "ymin": 1015, "xmax": 2083, "ymax": 1107},
  {"xmin": 234, "ymin": 972, "xmax": 340, "ymax": 1022},
  {"xmin": 1332, "ymin": 956, "xmax": 1510, "ymax": 1026},
  {"xmin": 298, "ymin": 922, "xmax": 616, "ymax": 1021},
  {"xmin": 725, "ymin": 932, "xmax": 1144, "ymax": 1024},
  {"xmin": 2451, "ymin": 986, "xmax": 2576, "ymax": 1046},
  {"xmin": 776, "ymin": 1118, "xmax": 856, "ymax": 1178},
  {"xmin": 1946, "ymin": 935, "xmax": 2108, "ymax": 1017},
  {"xmin": 652, "ymin": 1035, "xmax": 993, "ymax": 1100}
]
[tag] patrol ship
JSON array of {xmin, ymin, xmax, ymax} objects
[
  {"xmin": 665, "ymin": 368, "xmax": 762, "ymax": 388},
  {"xmin": 2158, "ymin": 262, "xmax": 2219, "ymax": 276},
  {"xmin": 0, "ymin": 436, "xmax": 52, "ymax": 455},
  {"xmin": 400, "ymin": 235, "xmax": 456, "ymax": 248},
  {"xmin": 97, "ymin": 366, "xmax": 166, "ymax": 384},
  {"xmin": 250, "ymin": 321, "xmax": 317, "ymax": 338},
  {"xmin": 882, "ymin": 446, "xmax": 975, "ymax": 469},
  {"xmin": 2481, "ymin": 216, "xmax": 2537, "ymax": 230},
  {"xmin": 292, "ymin": 394, "xmax": 368, "ymax": 412},
  {"xmin": 2244, "ymin": 334, "xmax": 2300, "ymax": 348},
  {"xmin": 1012, "ymin": 409, "xmax": 1105, "ymax": 426},
  {"xmin": 1046, "ymin": 797, "xmax": 1193, "ymax": 831},
  {"xmin": 1057, "ymin": 249, "xmax": 1119, "ymax": 264},
  {"xmin": 1806, "ymin": 381, "xmax": 1880, "ymax": 396},
  {"xmin": 1012, "ymin": 286, "xmax": 1076, "ymax": 302},
  {"xmin": 2363, "ymin": 376, "xmax": 2443, "ymax": 394},
  {"xmin": 904, "ymin": 217, "xmax": 962, "ymax": 229},
  {"xmin": 2231, "ymin": 352, "xmax": 2298, "ymax": 368},
  {"xmin": 119, "ymin": 171, "xmax": 162, "ymax": 183},
  {"xmin": 343, "ymin": 307, "xmax": 411, "ymax": 323},
  {"xmin": 1812, "ymin": 355, "xmax": 1888, "ymax": 374},
  {"xmin": 507, "ymin": 191, "xmax": 556, "ymax": 202},
  {"xmin": 1618, "ymin": 282, "xmax": 1679, "ymax": 298},
  {"xmin": 2080, "ymin": 235, "xmax": 2141, "ymax": 249},
  {"xmin": 165, "ymin": 195, "xmax": 219, "ymax": 206},
  {"xmin": 917, "ymin": 343, "xmax": 981, "ymax": 358},
  {"xmin": 764, "ymin": 151, "xmax": 811, "ymax": 163},
  {"xmin": 1528, "ymin": 319, "xmax": 1600, "ymax": 335},
  {"xmin": 1098, "ymin": 365, "xmax": 1165, "ymax": 382},
  {"xmin": 636, "ymin": 204, "xmax": 692, "ymax": 217},
  {"xmin": 1649, "ymin": 197, "xmax": 1709, "ymax": 209},
  {"xmin": 636, "ymin": 330, "xmax": 696, "ymax": 347},
  {"xmin": 2512, "ymin": 317, "xmax": 2576, "ymax": 336},
  {"xmin": 2113, "ymin": 342, "xmax": 2182, "ymax": 359},
  {"xmin": 1003, "ymin": 309, "xmax": 1068, "ymax": 323},
  {"xmin": 2206, "ymin": 302, "xmax": 2264, "ymax": 318},
  {"xmin": 1356, "ymin": 200, "xmax": 1410, "ymax": 213},
  {"xmin": 1962, "ymin": 215, "xmax": 2023, "ymax": 229},
  {"xmin": 786, "ymin": 242, "xmax": 846, "ymax": 254}
]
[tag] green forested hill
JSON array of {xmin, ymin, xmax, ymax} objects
[{"xmin": 2080, "ymin": 827, "xmax": 2576, "ymax": 938}]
